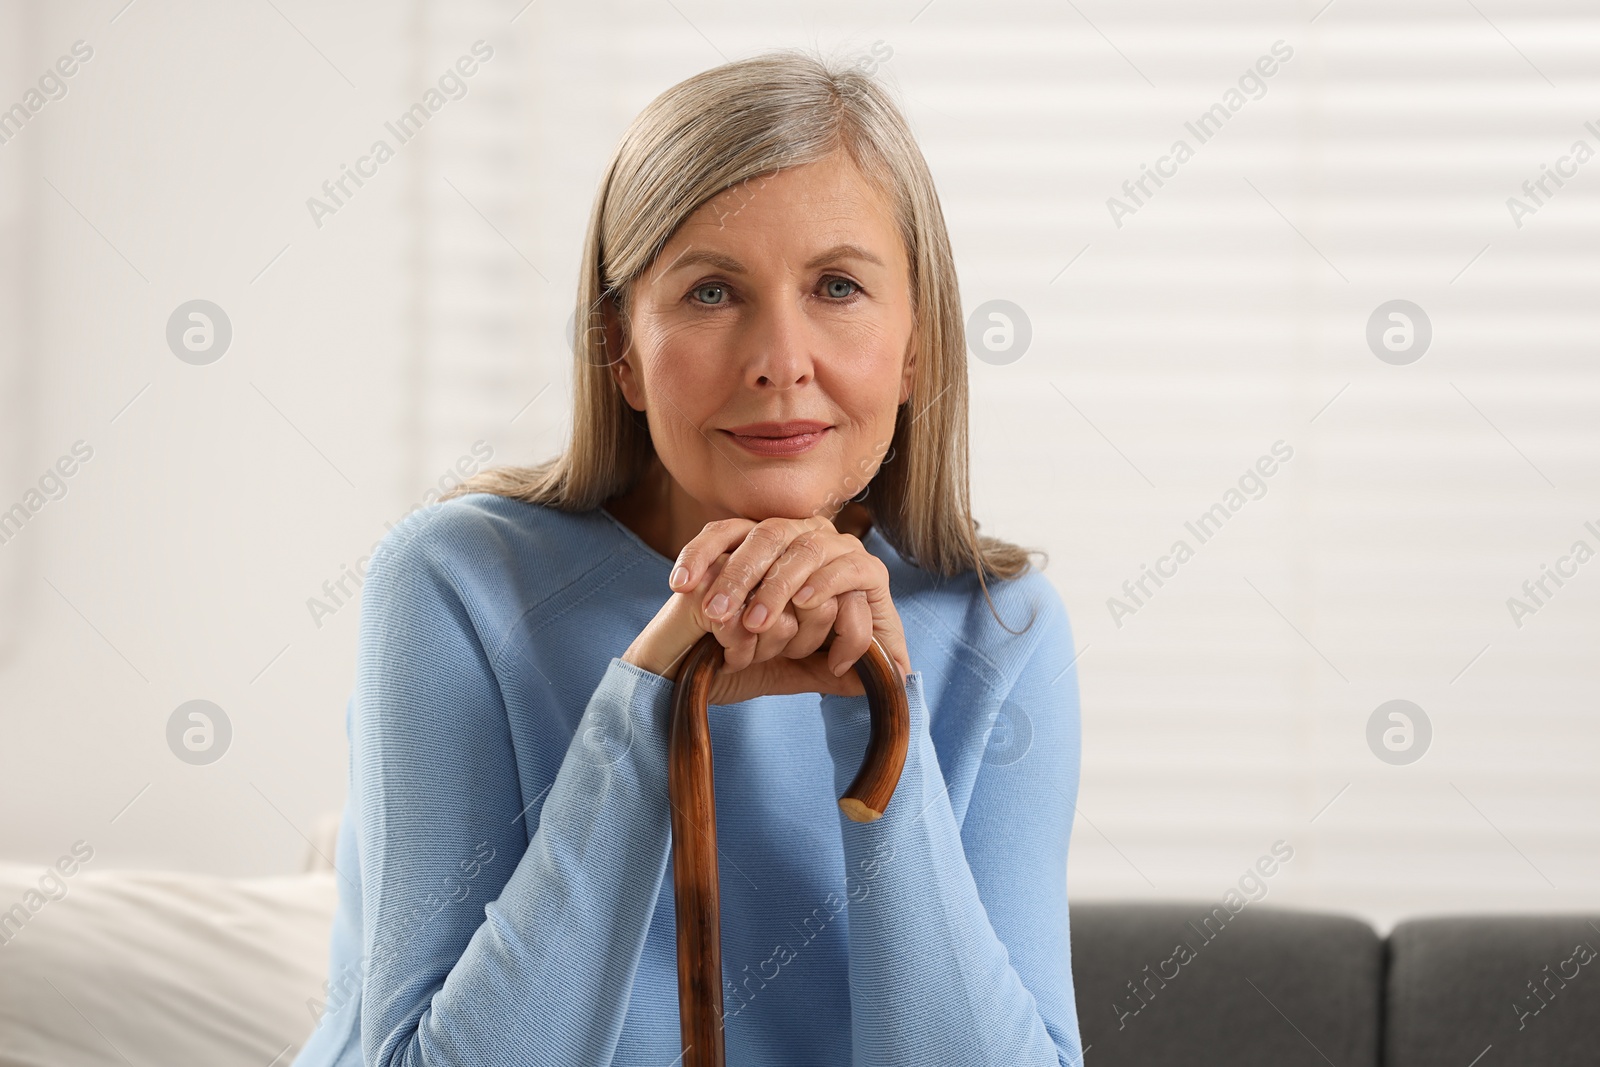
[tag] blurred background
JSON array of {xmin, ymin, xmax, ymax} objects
[{"xmin": 1, "ymin": 0, "xmax": 1595, "ymax": 935}]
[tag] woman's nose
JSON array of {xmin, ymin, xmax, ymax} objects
[{"xmin": 742, "ymin": 295, "xmax": 816, "ymax": 388}]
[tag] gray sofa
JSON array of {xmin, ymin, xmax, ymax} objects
[{"xmin": 1070, "ymin": 903, "xmax": 1600, "ymax": 1067}]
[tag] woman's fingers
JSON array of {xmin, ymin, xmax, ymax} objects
[
  {"xmin": 725, "ymin": 603, "xmax": 807, "ymax": 674},
  {"xmin": 827, "ymin": 590, "xmax": 872, "ymax": 677},
  {"xmin": 795, "ymin": 553, "xmax": 911, "ymax": 678},
  {"xmin": 690, "ymin": 551, "xmax": 798, "ymax": 675},
  {"xmin": 672, "ymin": 516, "xmax": 912, "ymax": 686},
  {"xmin": 748, "ymin": 602, "xmax": 804, "ymax": 666},
  {"xmin": 739, "ymin": 526, "xmax": 854, "ymax": 634},
  {"xmin": 696, "ymin": 516, "xmax": 834, "ymax": 624},
  {"xmin": 668, "ymin": 517, "xmax": 756, "ymax": 596},
  {"xmin": 783, "ymin": 596, "xmax": 839, "ymax": 660}
]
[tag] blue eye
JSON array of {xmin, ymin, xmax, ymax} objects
[
  {"xmin": 824, "ymin": 277, "xmax": 860, "ymax": 299},
  {"xmin": 692, "ymin": 284, "xmax": 727, "ymax": 305}
]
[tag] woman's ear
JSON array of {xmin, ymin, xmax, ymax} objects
[
  {"xmin": 603, "ymin": 295, "xmax": 647, "ymax": 412},
  {"xmin": 898, "ymin": 341, "xmax": 916, "ymax": 406}
]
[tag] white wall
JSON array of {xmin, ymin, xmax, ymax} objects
[{"xmin": 0, "ymin": 0, "xmax": 1596, "ymax": 933}]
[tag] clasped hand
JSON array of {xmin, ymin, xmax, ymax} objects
[{"xmin": 633, "ymin": 514, "xmax": 912, "ymax": 705}]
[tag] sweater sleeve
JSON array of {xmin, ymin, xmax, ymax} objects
[
  {"xmin": 352, "ymin": 525, "xmax": 680, "ymax": 1067},
  {"xmin": 818, "ymin": 598, "xmax": 1085, "ymax": 1067}
]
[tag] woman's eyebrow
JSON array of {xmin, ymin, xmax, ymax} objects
[
  {"xmin": 661, "ymin": 243, "xmax": 886, "ymax": 276},
  {"xmin": 805, "ymin": 243, "xmax": 885, "ymax": 269},
  {"xmin": 663, "ymin": 248, "xmax": 745, "ymax": 275}
]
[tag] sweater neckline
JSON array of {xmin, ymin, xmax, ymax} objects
[{"xmin": 597, "ymin": 504, "xmax": 673, "ymax": 568}]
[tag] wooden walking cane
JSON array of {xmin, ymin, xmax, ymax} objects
[{"xmin": 667, "ymin": 630, "xmax": 910, "ymax": 1067}]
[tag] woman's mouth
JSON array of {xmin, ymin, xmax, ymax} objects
[{"xmin": 721, "ymin": 421, "xmax": 832, "ymax": 457}]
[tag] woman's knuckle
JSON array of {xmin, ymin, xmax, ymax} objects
[
  {"xmin": 749, "ymin": 520, "xmax": 787, "ymax": 545},
  {"xmin": 797, "ymin": 532, "xmax": 829, "ymax": 564},
  {"xmin": 762, "ymin": 554, "xmax": 796, "ymax": 585},
  {"xmin": 721, "ymin": 556, "xmax": 760, "ymax": 588}
]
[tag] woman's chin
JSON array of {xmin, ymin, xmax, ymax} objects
[{"xmin": 724, "ymin": 491, "xmax": 838, "ymax": 524}]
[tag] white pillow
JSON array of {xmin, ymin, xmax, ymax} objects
[{"xmin": 0, "ymin": 831, "xmax": 340, "ymax": 1066}]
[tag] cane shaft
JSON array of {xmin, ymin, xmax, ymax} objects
[{"xmin": 667, "ymin": 631, "xmax": 909, "ymax": 1066}]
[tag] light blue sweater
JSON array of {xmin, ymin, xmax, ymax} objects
[{"xmin": 291, "ymin": 492, "xmax": 1084, "ymax": 1067}]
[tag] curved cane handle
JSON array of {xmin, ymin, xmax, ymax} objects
[{"xmin": 666, "ymin": 631, "xmax": 910, "ymax": 1067}]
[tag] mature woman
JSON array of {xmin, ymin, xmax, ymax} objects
[{"xmin": 293, "ymin": 48, "xmax": 1084, "ymax": 1067}]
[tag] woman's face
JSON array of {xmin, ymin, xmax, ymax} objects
[{"xmin": 610, "ymin": 149, "xmax": 916, "ymax": 527}]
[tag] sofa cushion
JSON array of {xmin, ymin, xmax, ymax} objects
[
  {"xmin": 1070, "ymin": 901, "xmax": 1382, "ymax": 1067},
  {"xmin": 1385, "ymin": 914, "xmax": 1600, "ymax": 1067},
  {"xmin": 0, "ymin": 861, "xmax": 338, "ymax": 1067}
]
